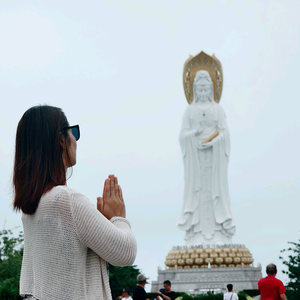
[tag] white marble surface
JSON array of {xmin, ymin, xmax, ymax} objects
[
  {"xmin": 151, "ymin": 266, "xmax": 262, "ymax": 293},
  {"xmin": 178, "ymin": 70, "xmax": 236, "ymax": 246}
]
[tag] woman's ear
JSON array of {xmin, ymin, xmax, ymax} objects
[{"xmin": 60, "ymin": 134, "xmax": 66, "ymax": 149}]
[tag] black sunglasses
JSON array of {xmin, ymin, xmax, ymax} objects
[{"xmin": 61, "ymin": 125, "xmax": 80, "ymax": 141}]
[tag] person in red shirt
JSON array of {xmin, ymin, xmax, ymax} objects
[{"xmin": 258, "ymin": 264, "xmax": 287, "ymax": 300}]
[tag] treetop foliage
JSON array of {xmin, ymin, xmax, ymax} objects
[
  {"xmin": 0, "ymin": 229, "xmax": 24, "ymax": 300},
  {"xmin": 109, "ymin": 264, "xmax": 141, "ymax": 300},
  {"xmin": 279, "ymin": 238, "xmax": 300, "ymax": 300}
]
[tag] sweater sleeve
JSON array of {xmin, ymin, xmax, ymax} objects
[{"xmin": 70, "ymin": 189, "xmax": 137, "ymax": 266}]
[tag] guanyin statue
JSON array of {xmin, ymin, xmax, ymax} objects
[{"xmin": 178, "ymin": 52, "xmax": 236, "ymax": 246}]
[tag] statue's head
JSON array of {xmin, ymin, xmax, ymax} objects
[{"xmin": 192, "ymin": 70, "xmax": 214, "ymax": 104}]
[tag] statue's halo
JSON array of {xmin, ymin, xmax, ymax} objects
[{"xmin": 183, "ymin": 51, "xmax": 223, "ymax": 104}]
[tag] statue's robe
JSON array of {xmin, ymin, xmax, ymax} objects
[{"xmin": 178, "ymin": 101, "xmax": 235, "ymax": 242}]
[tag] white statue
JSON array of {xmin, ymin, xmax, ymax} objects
[{"xmin": 178, "ymin": 52, "xmax": 236, "ymax": 245}]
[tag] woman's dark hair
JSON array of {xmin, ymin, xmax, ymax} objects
[{"xmin": 13, "ymin": 105, "xmax": 70, "ymax": 214}]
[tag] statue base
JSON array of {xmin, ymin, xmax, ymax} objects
[
  {"xmin": 151, "ymin": 244, "xmax": 262, "ymax": 293},
  {"xmin": 151, "ymin": 266, "xmax": 262, "ymax": 294}
]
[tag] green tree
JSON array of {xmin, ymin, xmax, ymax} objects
[
  {"xmin": 0, "ymin": 229, "xmax": 24, "ymax": 300},
  {"xmin": 279, "ymin": 239, "xmax": 300, "ymax": 300},
  {"xmin": 109, "ymin": 264, "xmax": 141, "ymax": 300}
]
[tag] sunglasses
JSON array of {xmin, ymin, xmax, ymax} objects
[{"xmin": 61, "ymin": 125, "xmax": 80, "ymax": 141}]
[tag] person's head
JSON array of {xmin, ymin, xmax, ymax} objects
[
  {"xmin": 266, "ymin": 263, "xmax": 277, "ymax": 276},
  {"xmin": 227, "ymin": 284, "xmax": 233, "ymax": 292},
  {"xmin": 122, "ymin": 287, "xmax": 130, "ymax": 298},
  {"xmin": 163, "ymin": 280, "xmax": 171, "ymax": 292},
  {"xmin": 13, "ymin": 105, "xmax": 80, "ymax": 214},
  {"xmin": 193, "ymin": 70, "xmax": 214, "ymax": 104},
  {"xmin": 137, "ymin": 274, "xmax": 147, "ymax": 286}
]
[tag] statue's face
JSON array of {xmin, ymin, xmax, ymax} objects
[{"xmin": 195, "ymin": 84, "xmax": 211, "ymax": 102}]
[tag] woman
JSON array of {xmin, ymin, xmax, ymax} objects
[
  {"xmin": 178, "ymin": 70, "xmax": 235, "ymax": 245},
  {"xmin": 13, "ymin": 105, "xmax": 137, "ymax": 300}
]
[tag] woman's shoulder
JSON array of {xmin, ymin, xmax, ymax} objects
[
  {"xmin": 40, "ymin": 185, "xmax": 92, "ymax": 215},
  {"xmin": 47, "ymin": 185, "xmax": 76, "ymax": 196},
  {"xmin": 45, "ymin": 185, "xmax": 89, "ymax": 203}
]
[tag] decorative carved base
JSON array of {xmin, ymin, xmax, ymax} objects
[
  {"xmin": 165, "ymin": 245, "xmax": 253, "ymax": 269},
  {"xmin": 150, "ymin": 244, "xmax": 262, "ymax": 293}
]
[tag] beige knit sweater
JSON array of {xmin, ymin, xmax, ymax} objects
[{"xmin": 20, "ymin": 185, "xmax": 137, "ymax": 300}]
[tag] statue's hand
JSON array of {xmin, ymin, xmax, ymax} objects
[{"xmin": 200, "ymin": 141, "xmax": 213, "ymax": 149}]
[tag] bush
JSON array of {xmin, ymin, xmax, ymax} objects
[
  {"xmin": 237, "ymin": 291, "xmax": 248, "ymax": 300},
  {"xmin": 0, "ymin": 229, "xmax": 24, "ymax": 300},
  {"xmin": 180, "ymin": 292, "xmax": 224, "ymax": 300},
  {"xmin": 109, "ymin": 264, "xmax": 141, "ymax": 299},
  {"xmin": 177, "ymin": 291, "xmax": 247, "ymax": 300},
  {"xmin": 243, "ymin": 289, "xmax": 260, "ymax": 297}
]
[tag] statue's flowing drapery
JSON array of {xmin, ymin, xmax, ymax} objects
[{"xmin": 178, "ymin": 101, "xmax": 235, "ymax": 244}]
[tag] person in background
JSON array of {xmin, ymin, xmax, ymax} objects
[
  {"xmin": 13, "ymin": 105, "xmax": 137, "ymax": 300},
  {"xmin": 121, "ymin": 287, "xmax": 133, "ymax": 300},
  {"xmin": 157, "ymin": 280, "xmax": 176, "ymax": 300},
  {"xmin": 223, "ymin": 284, "xmax": 238, "ymax": 300},
  {"xmin": 258, "ymin": 264, "xmax": 287, "ymax": 300},
  {"xmin": 133, "ymin": 274, "xmax": 149, "ymax": 300}
]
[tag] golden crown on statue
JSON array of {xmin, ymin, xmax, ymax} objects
[{"xmin": 183, "ymin": 51, "xmax": 224, "ymax": 104}]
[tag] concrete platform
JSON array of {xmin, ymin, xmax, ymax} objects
[{"xmin": 151, "ymin": 266, "xmax": 262, "ymax": 294}]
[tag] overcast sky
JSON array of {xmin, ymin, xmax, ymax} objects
[{"xmin": 1, "ymin": 0, "xmax": 300, "ymax": 292}]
